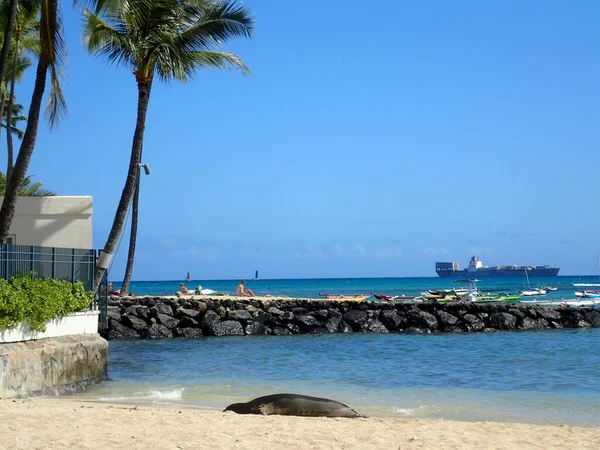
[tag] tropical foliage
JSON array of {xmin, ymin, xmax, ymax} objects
[
  {"xmin": 0, "ymin": 0, "xmax": 253, "ymax": 295},
  {"xmin": 0, "ymin": 170, "xmax": 55, "ymax": 196},
  {"xmin": 0, "ymin": 0, "xmax": 67, "ymax": 242},
  {"xmin": 0, "ymin": 273, "xmax": 92, "ymax": 332},
  {"xmin": 83, "ymin": 0, "xmax": 253, "ymax": 291}
]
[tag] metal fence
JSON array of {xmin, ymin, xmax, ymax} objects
[
  {"xmin": 0, "ymin": 244, "xmax": 96, "ymax": 290},
  {"xmin": 0, "ymin": 244, "xmax": 109, "ymax": 329}
]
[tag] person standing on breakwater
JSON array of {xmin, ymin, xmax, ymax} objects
[{"xmin": 236, "ymin": 280, "xmax": 256, "ymax": 297}]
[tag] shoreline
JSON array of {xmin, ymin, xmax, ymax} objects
[{"xmin": 2, "ymin": 398, "xmax": 599, "ymax": 449}]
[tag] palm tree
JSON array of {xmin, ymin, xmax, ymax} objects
[
  {"xmin": 0, "ymin": 0, "xmax": 67, "ymax": 243},
  {"xmin": 120, "ymin": 163, "xmax": 140, "ymax": 295},
  {"xmin": 5, "ymin": 0, "xmax": 40, "ymax": 182},
  {"xmin": 0, "ymin": 171, "xmax": 55, "ymax": 196},
  {"xmin": 1, "ymin": 101, "xmax": 27, "ymax": 139},
  {"xmin": 83, "ymin": 0, "xmax": 253, "ymax": 291},
  {"xmin": 0, "ymin": 0, "xmax": 20, "ymax": 129}
]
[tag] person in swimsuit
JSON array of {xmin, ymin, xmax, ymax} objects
[{"xmin": 236, "ymin": 280, "xmax": 255, "ymax": 297}]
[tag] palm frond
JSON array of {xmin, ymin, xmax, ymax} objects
[
  {"xmin": 41, "ymin": 0, "xmax": 68, "ymax": 127},
  {"xmin": 177, "ymin": 1, "xmax": 253, "ymax": 51},
  {"xmin": 85, "ymin": 0, "xmax": 252, "ymax": 82},
  {"xmin": 82, "ymin": 8, "xmax": 134, "ymax": 66},
  {"xmin": 5, "ymin": 54, "xmax": 32, "ymax": 84},
  {"xmin": 0, "ymin": 172, "xmax": 55, "ymax": 196}
]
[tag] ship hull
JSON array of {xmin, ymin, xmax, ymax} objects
[{"xmin": 437, "ymin": 268, "xmax": 560, "ymax": 278}]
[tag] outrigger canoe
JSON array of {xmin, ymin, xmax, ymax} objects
[
  {"xmin": 318, "ymin": 293, "xmax": 371, "ymax": 301},
  {"xmin": 374, "ymin": 294, "xmax": 420, "ymax": 302}
]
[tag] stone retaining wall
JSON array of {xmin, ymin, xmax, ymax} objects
[
  {"xmin": 0, "ymin": 334, "xmax": 108, "ymax": 398},
  {"xmin": 103, "ymin": 297, "xmax": 600, "ymax": 339}
]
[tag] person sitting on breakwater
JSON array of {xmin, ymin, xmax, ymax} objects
[
  {"xmin": 176, "ymin": 283, "xmax": 189, "ymax": 296},
  {"xmin": 236, "ymin": 280, "xmax": 255, "ymax": 297}
]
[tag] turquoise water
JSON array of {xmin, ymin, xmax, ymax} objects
[
  {"xmin": 75, "ymin": 329, "xmax": 600, "ymax": 427},
  {"xmin": 114, "ymin": 275, "xmax": 600, "ymax": 300}
]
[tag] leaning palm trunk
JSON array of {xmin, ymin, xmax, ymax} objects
[
  {"xmin": 0, "ymin": 57, "xmax": 49, "ymax": 242},
  {"xmin": 93, "ymin": 76, "xmax": 152, "ymax": 291},
  {"xmin": 0, "ymin": 0, "xmax": 19, "ymax": 131},
  {"xmin": 5, "ymin": 27, "xmax": 20, "ymax": 182},
  {"xmin": 120, "ymin": 163, "xmax": 141, "ymax": 296}
]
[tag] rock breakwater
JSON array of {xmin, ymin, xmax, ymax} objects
[{"xmin": 102, "ymin": 297, "xmax": 600, "ymax": 339}]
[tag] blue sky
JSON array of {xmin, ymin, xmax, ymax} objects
[{"xmin": 14, "ymin": 0, "xmax": 600, "ymax": 280}]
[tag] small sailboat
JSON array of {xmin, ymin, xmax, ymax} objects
[
  {"xmin": 185, "ymin": 271, "xmax": 191, "ymax": 282},
  {"xmin": 521, "ymin": 267, "xmax": 546, "ymax": 296},
  {"xmin": 254, "ymin": 270, "xmax": 259, "ymax": 281}
]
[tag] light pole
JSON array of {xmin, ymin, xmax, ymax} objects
[{"xmin": 121, "ymin": 163, "xmax": 151, "ymax": 295}]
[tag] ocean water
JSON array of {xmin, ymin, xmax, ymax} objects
[
  {"xmin": 75, "ymin": 329, "xmax": 600, "ymax": 427},
  {"xmin": 113, "ymin": 275, "xmax": 600, "ymax": 301}
]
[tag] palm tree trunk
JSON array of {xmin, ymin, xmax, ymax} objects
[
  {"xmin": 0, "ymin": 0, "xmax": 19, "ymax": 132},
  {"xmin": 0, "ymin": 57, "xmax": 49, "ymax": 242},
  {"xmin": 93, "ymin": 77, "xmax": 153, "ymax": 291},
  {"xmin": 120, "ymin": 164, "xmax": 141, "ymax": 296},
  {"xmin": 6, "ymin": 29, "xmax": 20, "ymax": 183}
]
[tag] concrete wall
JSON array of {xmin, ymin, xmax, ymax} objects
[
  {"xmin": 0, "ymin": 311, "xmax": 100, "ymax": 344},
  {"xmin": 0, "ymin": 196, "xmax": 93, "ymax": 249},
  {"xmin": 0, "ymin": 334, "xmax": 107, "ymax": 398}
]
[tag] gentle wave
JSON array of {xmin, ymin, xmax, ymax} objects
[{"xmin": 573, "ymin": 283, "xmax": 600, "ymax": 287}]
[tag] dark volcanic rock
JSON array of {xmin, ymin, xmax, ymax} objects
[
  {"xmin": 314, "ymin": 310, "xmax": 329, "ymax": 321},
  {"xmin": 342, "ymin": 310, "xmax": 368, "ymax": 331},
  {"xmin": 444, "ymin": 326, "xmax": 464, "ymax": 333},
  {"xmin": 365, "ymin": 319, "xmax": 389, "ymax": 333},
  {"xmin": 108, "ymin": 320, "xmax": 139, "ymax": 339},
  {"xmin": 189, "ymin": 300, "xmax": 208, "ymax": 314},
  {"xmin": 518, "ymin": 317, "xmax": 546, "ymax": 330},
  {"xmin": 135, "ymin": 306, "xmax": 150, "ymax": 319},
  {"xmin": 309, "ymin": 327, "xmax": 328, "ymax": 334},
  {"xmin": 107, "ymin": 308, "xmax": 121, "ymax": 322},
  {"xmin": 227, "ymin": 310, "xmax": 253, "ymax": 322},
  {"xmin": 176, "ymin": 328, "xmax": 203, "ymax": 338},
  {"xmin": 209, "ymin": 320, "xmax": 244, "ymax": 336},
  {"xmin": 156, "ymin": 313, "xmax": 179, "ymax": 329},
  {"xmin": 338, "ymin": 320, "xmax": 353, "ymax": 333},
  {"xmin": 462, "ymin": 314, "xmax": 485, "ymax": 331},
  {"xmin": 287, "ymin": 323, "xmax": 301, "ymax": 334},
  {"xmin": 488, "ymin": 312, "xmax": 517, "ymax": 330},
  {"xmin": 437, "ymin": 310, "xmax": 459, "ymax": 326},
  {"xmin": 122, "ymin": 314, "xmax": 148, "ymax": 331},
  {"xmin": 537, "ymin": 308, "xmax": 562, "ymax": 321},
  {"xmin": 584, "ymin": 310, "xmax": 600, "ymax": 327},
  {"xmin": 325, "ymin": 316, "xmax": 341, "ymax": 333},
  {"xmin": 146, "ymin": 324, "xmax": 173, "ymax": 339},
  {"xmin": 175, "ymin": 307, "xmax": 200, "ymax": 319},
  {"xmin": 281, "ymin": 311, "xmax": 295, "ymax": 322},
  {"xmin": 295, "ymin": 314, "xmax": 321, "ymax": 329},
  {"xmin": 415, "ymin": 311, "xmax": 439, "ymax": 330},
  {"xmin": 380, "ymin": 311, "xmax": 407, "ymax": 331},
  {"xmin": 255, "ymin": 313, "xmax": 275, "ymax": 325},
  {"xmin": 268, "ymin": 307, "xmax": 285, "ymax": 317},
  {"xmin": 272, "ymin": 327, "xmax": 292, "ymax": 336},
  {"xmin": 405, "ymin": 327, "xmax": 426, "ymax": 334},
  {"xmin": 201, "ymin": 310, "xmax": 221, "ymax": 328},
  {"xmin": 245, "ymin": 321, "xmax": 268, "ymax": 335},
  {"xmin": 151, "ymin": 303, "xmax": 173, "ymax": 317},
  {"xmin": 179, "ymin": 316, "xmax": 199, "ymax": 328}
]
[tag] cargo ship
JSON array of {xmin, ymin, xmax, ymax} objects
[{"xmin": 436, "ymin": 256, "xmax": 560, "ymax": 278}]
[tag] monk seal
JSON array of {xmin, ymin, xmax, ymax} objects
[{"xmin": 224, "ymin": 393, "xmax": 365, "ymax": 418}]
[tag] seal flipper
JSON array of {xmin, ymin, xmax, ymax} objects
[{"xmin": 258, "ymin": 403, "xmax": 274, "ymax": 416}]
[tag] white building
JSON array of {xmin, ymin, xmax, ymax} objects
[{"xmin": 0, "ymin": 196, "xmax": 93, "ymax": 249}]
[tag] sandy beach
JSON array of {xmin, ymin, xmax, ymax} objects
[{"xmin": 1, "ymin": 399, "xmax": 599, "ymax": 450}]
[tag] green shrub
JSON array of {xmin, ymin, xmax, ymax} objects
[{"xmin": 0, "ymin": 274, "xmax": 93, "ymax": 332}]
